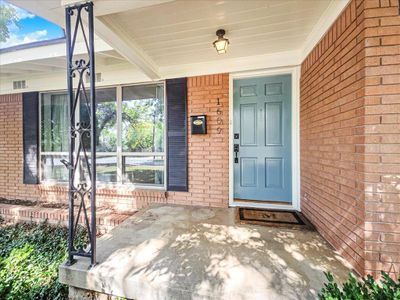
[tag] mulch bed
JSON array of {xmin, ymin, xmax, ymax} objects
[{"xmin": 0, "ymin": 198, "xmax": 68, "ymax": 209}]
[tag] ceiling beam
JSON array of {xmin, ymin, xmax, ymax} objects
[
  {"xmin": 10, "ymin": 0, "xmax": 64, "ymax": 26},
  {"xmin": 159, "ymin": 50, "xmax": 302, "ymax": 79},
  {"xmin": 62, "ymin": 0, "xmax": 175, "ymax": 17},
  {"xmin": 25, "ymin": 61, "xmax": 65, "ymax": 71},
  {"xmin": 60, "ymin": 0, "xmax": 162, "ymax": 79},
  {"xmin": 95, "ymin": 15, "xmax": 160, "ymax": 80},
  {"xmin": 2, "ymin": 63, "xmax": 61, "ymax": 72},
  {"xmin": 0, "ymin": 67, "xmax": 38, "ymax": 74},
  {"xmin": 27, "ymin": 59, "xmax": 66, "ymax": 69},
  {"xmin": 96, "ymin": 51, "xmax": 125, "ymax": 61}
]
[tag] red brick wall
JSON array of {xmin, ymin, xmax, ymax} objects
[
  {"xmin": 0, "ymin": 94, "xmax": 39, "ymax": 202},
  {"xmin": 168, "ymin": 74, "xmax": 230, "ymax": 207},
  {"xmin": 0, "ymin": 73, "xmax": 230, "ymax": 215},
  {"xmin": 0, "ymin": 92, "xmax": 166, "ymax": 211},
  {"xmin": 362, "ymin": 0, "xmax": 400, "ymax": 278},
  {"xmin": 0, "ymin": 203, "xmax": 130, "ymax": 234},
  {"xmin": 300, "ymin": 0, "xmax": 366, "ymax": 275},
  {"xmin": 301, "ymin": 0, "xmax": 400, "ymax": 278}
]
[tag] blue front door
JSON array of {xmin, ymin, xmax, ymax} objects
[{"xmin": 233, "ymin": 74, "xmax": 292, "ymax": 203}]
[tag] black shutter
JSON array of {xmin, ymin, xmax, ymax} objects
[
  {"xmin": 166, "ymin": 78, "xmax": 188, "ymax": 191},
  {"xmin": 22, "ymin": 92, "xmax": 40, "ymax": 184}
]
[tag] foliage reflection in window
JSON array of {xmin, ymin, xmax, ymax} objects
[
  {"xmin": 122, "ymin": 84, "xmax": 164, "ymax": 153},
  {"xmin": 80, "ymin": 88, "xmax": 117, "ymax": 182},
  {"xmin": 40, "ymin": 83, "xmax": 165, "ymax": 187},
  {"xmin": 122, "ymin": 84, "xmax": 165, "ymax": 186}
]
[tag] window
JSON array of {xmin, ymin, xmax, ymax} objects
[
  {"xmin": 80, "ymin": 88, "xmax": 117, "ymax": 183},
  {"xmin": 40, "ymin": 83, "xmax": 165, "ymax": 188},
  {"xmin": 13, "ymin": 80, "xmax": 26, "ymax": 90},
  {"xmin": 122, "ymin": 84, "xmax": 165, "ymax": 185},
  {"xmin": 40, "ymin": 92, "xmax": 69, "ymax": 181}
]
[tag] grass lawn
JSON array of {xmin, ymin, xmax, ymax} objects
[{"xmin": 0, "ymin": 218, "xmax": 87, "ymax": 300}]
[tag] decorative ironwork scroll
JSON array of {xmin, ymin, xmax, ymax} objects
[{"xmin": 64, "ymin": 2, "xmax": 96, "ymax": 266}]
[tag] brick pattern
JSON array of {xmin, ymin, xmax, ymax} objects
[
  {"xmin": 301, "ymin": 0, "xmax": 366, "ymax": 275},
  {"xmin": 167, "ymin": 74, "xmax": 230, "ymax": 207},
  {"xmin": 362, "ymin": 0, "xmax": 400, "ymax": 278},
  {"xmin": 301, "ymin": 0, "xmax": 400, "ymax": 278},
  {"xmin": 37, "ymin": 184, "xmax": 168, "ymax": 212},
  {"xmin": 0, "ymin": 73, "xmax": 230, "ymax": 224},
  {"xmin": 0, "ymin": 94, "xmax": 40, "ymax": 201},
  {"xmin": 0, "ymin": 93, "xmax": 165, "ymax": 212},
  {"xmin": 0, "ymin": 92, "xmax": 167, "ymax": 212},
  {"xmin": 0, "ymin": 203, "xmax": 131, "ymax": 234}
]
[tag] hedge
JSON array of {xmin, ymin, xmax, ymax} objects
[{"xmin": 0, "ymin": 220, "xmax": 87, "ymax": 300}]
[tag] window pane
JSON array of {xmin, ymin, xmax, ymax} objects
[
  {"xmin": 122, "ymin": 84, "xmax": 164, "ymax": 152},
  {"xmin": 41, "ymin": 155, "xmax": 68, "ymax": 181},
  {"xmin": 79, "ymin": 154, "xmax": 118, "ymax": 183},
  {"xmin": 96, "ymin": 155, "xmax": 117, "ymax": 183},
  {"xmin": 41, "ymin": 93, "xmax": 68, "ymax": 152},
  {"xmin": 123, "ymin": 156, "xmax": 164, "ymax": 185},
  {"xmin": 80, "ymin": 88, "xmax": 117, "ymax": 152}
]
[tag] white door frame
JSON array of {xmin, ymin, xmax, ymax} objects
[{"xmin": 229, "ymin": 66, "xmax": 301, "ymax": 211}]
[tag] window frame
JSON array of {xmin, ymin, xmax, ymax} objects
[{"xmin": 38, "ymin": 81, "xmax": 167, "ymax": 190}]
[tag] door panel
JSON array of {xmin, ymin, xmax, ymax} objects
[
  {"xmin": 240, "ymin": 104, "xmax": 257, "ymax": 146},
  {"xmin": 233, "ymin": 74, "xmax": 292, "ymax": 203},
  {"xmin": 240, "ymin": 85, "xmax": 257, "ymax": 97},
  {"xmin": 240, "ymin": 157, "xmax": 257, "ymax": 187},
  {"xmin": 265, "ymin": 102, "xmax": 283, "ymax": 146},
  {"xmin": 265, "ymin": 83, "xmax": 283, "ymax": 95},
  {"xmin": 265, "ymin": 158, "xmax": 283, "ymax": 188}
]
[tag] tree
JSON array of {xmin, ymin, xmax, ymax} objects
[
  {"xmin": 96, "ymin": 102, "xmax": 117, "ymax": 152},
  {"xmin": 0, "ymin": 2, "xmax": 19, "ymax": 43},
  {"xmin": 122, "ymin": 98, "xmax": 164, "ymax": 152}
]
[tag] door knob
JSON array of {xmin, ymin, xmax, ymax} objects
[{"xmin": 234, "ymin": 144, "xmax": 239, "ymax": 163}]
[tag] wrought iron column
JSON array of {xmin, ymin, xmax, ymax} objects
[{"xmin": 64, "ymin": 1, "xmax": 96, "ymax": 266}]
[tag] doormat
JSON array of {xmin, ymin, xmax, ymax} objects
[{"xmin": 237, "ymin": 208, "xmax": 314, "ymax": 230}]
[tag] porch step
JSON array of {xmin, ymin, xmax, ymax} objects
[{"xmin": 0, "ymin": 203, "xmax": 133, "ymax": 234}]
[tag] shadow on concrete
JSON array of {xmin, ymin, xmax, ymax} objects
[{"xmin": 61, "ymin": 205, "xmax": 353, "ymax": 299}]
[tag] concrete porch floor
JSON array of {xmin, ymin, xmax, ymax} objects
[{"xmin": 59, "ymin": 204, "xmax": 353, "ymax": 300}]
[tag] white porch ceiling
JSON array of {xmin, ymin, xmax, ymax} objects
[
  {"xmin": 2, "ymin": 0, "xmax": 349, "ymax": 81},
  {"xmin": 108, "ymin": 0, "xmax": 332, "ymax": 66}
]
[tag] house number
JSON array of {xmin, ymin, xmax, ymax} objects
[{"xmin": 217, "ymin": 97, "xmax": 223, "ymax": 134}]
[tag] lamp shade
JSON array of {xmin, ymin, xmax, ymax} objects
[{"xmin": 213, "ymin": 29, "xmax": 229, "ymax": 54}]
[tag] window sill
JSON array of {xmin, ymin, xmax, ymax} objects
[{"xmin": 39, "ymin": 181, "xmax": 166, "ymax": 193}]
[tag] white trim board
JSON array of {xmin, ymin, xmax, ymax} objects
[
  {"xmin": 229, "ymin": 66, "xmax": 301, "ymax": 211},
  {"xmin": 159, "ymin": 50, "xmax": 302, "ymax": 79}
]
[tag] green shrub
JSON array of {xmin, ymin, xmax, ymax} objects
[
  {"xmin": 319, "ymin": 271, "xmax": 400, "ymax": 300},
  {"xmin": 0, "ymin": 222, "xmax": 88, "ymax": 300}
]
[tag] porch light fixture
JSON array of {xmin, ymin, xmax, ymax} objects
[{"xmin": 213, "ymin": 29, "xmax": 229, "ymax": 54}]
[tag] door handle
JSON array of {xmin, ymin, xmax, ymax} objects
[{"xmin": 234, "ymin": 144, "xmax": 239, "ymax": 163}]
